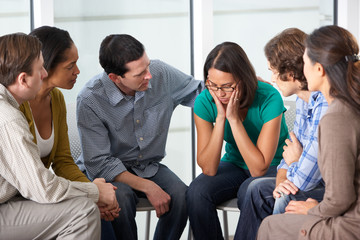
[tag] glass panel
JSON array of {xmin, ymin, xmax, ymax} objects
[
  {"xmin": 213, "ymin": 0, "xmax": 334, "ymax": 100},
  {"xmin": 0, "ymin": 0, "xmax": 30, "ymax": 35}
]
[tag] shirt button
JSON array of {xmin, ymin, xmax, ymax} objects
[
  {"xmin": 139, "ymin": 137, "xmax": 144, "ymax": 141},
  {"xmin": 139, "ymin": 155, "xmax": 143, "ymax": 159},
  {"xmin": 300, "ymin": 229, "xmax": 307, "ymax": 236},
  {"xmin": 136, "ymin": 120, "xmax": 140, "ymax": 124}
]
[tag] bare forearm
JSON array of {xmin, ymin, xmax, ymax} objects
[
  {"xmin": 114, "ymin": 171, "xmax": 152, "ymax": 193},
  {"xmin": 229, "ymin": 119, "xmax": 268, "ymax": 176},
  {"xmin": 276, "ymin": 169, "xmax": 288, "ymax": 187},
  {"xmin": 197, "ymin": 117, "xmax": 225, "ymax": 176}
]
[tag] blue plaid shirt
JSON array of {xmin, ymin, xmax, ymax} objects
[
  {"xmin": 277, "ymin": 91, "xmax": 328, "ymax": 191},
  {"xmin": 76, "ymin": 60, "xmax": 203, "ymax": 181}
]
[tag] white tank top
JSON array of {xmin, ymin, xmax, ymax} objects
[{"xmin": 34, "ymin": 120, "xmax": 54, "ymax": 158}]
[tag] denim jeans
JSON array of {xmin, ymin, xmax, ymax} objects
[
  {"xmin": 186, "ymin": 161, "xmax": 277, "ymax": 240},
  {"xmin": 234, "ymin": 177, "xmax": 325, "ymax": 240},
  {"xmin": 102, "ymin": 163, "xmax": 188, "ymax": 240},
  {"xmin": 272, "ymin": 192, "xmax": 296, "ymax": 214}
]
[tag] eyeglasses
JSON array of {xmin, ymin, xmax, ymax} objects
[{"xmin": 205, "ymin": 79, "xmax": 237, "ymax": 92}]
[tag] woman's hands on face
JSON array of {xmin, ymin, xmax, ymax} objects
[
  {"xmin": 226, "ymin": 89, "xmax": 240, "ymax": 122},
  {"xmin": 208, "ymin": 88, "xmax": 241, "ymax": 122},
  {"xmin": 208, "ymin": 89, "xmax": 226, "ymax": 120}
]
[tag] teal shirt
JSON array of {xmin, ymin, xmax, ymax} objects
[{"xmin": 194, "ymin": 81, "xmax": 289, "ymax": 169}]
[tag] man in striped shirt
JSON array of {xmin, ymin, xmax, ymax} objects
[{"xmin": 0, "ymin": 33, "xmax": 118, "ymax": 240}]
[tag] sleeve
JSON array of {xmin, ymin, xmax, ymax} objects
[
  {"xmin": 286, "ymin": 98, "xmax": 328, "ymax": 191},
  {"xmin": 277, "ymin": 159, "xmax": 289, "ymax": 171},
  {"xmin": 193, "ymin": 90, "xmax": 216, "ymax": 123},
  {"xmin": 0, "ymin": 118, "xmax": 99, "ymax": 203},
  {"xmin": 156, "ymin": 60, "xmax": 204, "ymax": 107},
  {"xmin": 260, "ymin": 86, "xmax": 286, "ymax": 123},
  {"xmin": 51, "ymin": 90, "xmax": 90, "ymax": 182},
  {"xmin": 308, "ymin": 112, "xmax": 357, "ymax": 217},
  {"xmin": 77, "ymin": 96, "xmax": 127, "ymax": 182}
]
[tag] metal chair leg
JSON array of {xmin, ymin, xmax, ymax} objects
[
  {"xmin": 145, "ymin": 210, "xmax": 151, "ymax": 240},
  {"xmin": 223, "ymin": 210, "xmax": 229, "ymax": 240}
]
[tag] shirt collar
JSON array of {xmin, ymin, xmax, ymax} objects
[
  {"xmin": 0, "ymin": 84, "xmax": 20, "ymax": 109},
  {"xmin": 100, "ymin": 72, "xmax": 125, "ymax": 106},
  {"xmin": 100, "ymin": 71, "xmax": 153, "ymax": 106}
]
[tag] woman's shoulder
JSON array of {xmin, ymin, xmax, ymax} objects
[
  {"xmin": 194, "ymin": 89, "xmax": 216, "ymax": 122},
  {"xmin": 253, "ymin": 81, "xmax": 282, "ymax": 107},
  {"xmin": 195, "ymin": 89, "xmax": 212, "ymax": 105},
  {"xmin": 321, "ymin": 99, "xmax": 360, "ymax": 131},
  {"xmin": 50, "ymin": 88, "xmax": 66, "ymax": 113},
  {"xmin": 256, "ymin": 81, "xmax": 281, "ymax": 101}
]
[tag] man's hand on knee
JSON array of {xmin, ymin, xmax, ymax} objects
[{"xmin": 144, "ymin": 181, "xmax": 171, "ymax": 217}]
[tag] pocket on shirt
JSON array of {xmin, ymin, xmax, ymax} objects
[{"xmin": 143, "ymin": 101, "xmax": 171, "ymax": 137}]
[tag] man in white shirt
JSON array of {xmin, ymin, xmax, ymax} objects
[{"xmin": 0, "ymin": 33, "xmax": 118, "ymax": 239}]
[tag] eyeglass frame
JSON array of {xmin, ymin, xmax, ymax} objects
[{"xmin": 205, "ymin": 79, "xmax": 238, "ymax": 92}]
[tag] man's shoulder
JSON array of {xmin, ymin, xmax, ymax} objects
[
  {"xmin": 78, "ymin": 73, "xmax": 106, "ymax": 99},
  {"xmin": 311, "ymin": 91, "xmax": 328, "ymax": 108},
  {"xmin": 0, "ymin": 99, "xmax": 26, "ymax": 128}
]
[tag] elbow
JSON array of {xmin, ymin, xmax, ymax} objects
[
  {"xmin": 249, "ymin": 168, "xmax": 268, "ymax": 178},
  {"xmin": 202, "ymin": 169, "xmax": 217, "ymax": 176},
  {"xmin": 199, "ymin": 162, "xmax": 217, "ymax": 176}
]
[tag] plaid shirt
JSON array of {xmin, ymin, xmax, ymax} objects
[{"xmin": 277, "ymin": 91, "xmax": 328, "ymax": 191}]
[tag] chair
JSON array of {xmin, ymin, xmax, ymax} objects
[
  {"xmin": 215, "ymin": 100, "xmax": 297, "ymax": 240},
  {"xmin": 216, "ymin": 198, "xmax": 239, "ymax": 240},
  {"xmin": 66, "ymin": 102, "xmax": 155, "ymax": 240}
]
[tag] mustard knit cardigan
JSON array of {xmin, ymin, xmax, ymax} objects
[{"xmin": 19, "ymin": 88, "xmax": 90, "ymax": 182}]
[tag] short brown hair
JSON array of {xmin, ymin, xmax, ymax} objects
[
  {"xmin": 265, "ymin": 28, "xmax": 308, "ymax": 90},
  {"xmin": 0, "ymin": 33, "xmax": 42, "ymax": 87}
]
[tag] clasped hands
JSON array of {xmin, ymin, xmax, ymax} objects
[{"xmin": 93, "ymin": 178, "xmax": 121, "ymax": 221}]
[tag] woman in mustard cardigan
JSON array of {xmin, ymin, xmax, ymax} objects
[
  {"xmin": 20, "ymin": 26, "xmax": 87, "ymax": 182},
  {"xmin": 19, "ymin": 27, "xmax": 119, "ymax": 238}
]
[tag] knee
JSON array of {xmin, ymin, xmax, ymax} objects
[
  {"xmin": 237, "ymin": 179, "xmax": 263, "ymax": 207},
  {"xmin": 73, "ymin": 197, "xmax": 100, "ymax": 224},
  {"xmin": 170, "ymin": 183, "xmax": 187, "ymax": 205},
  {"xmin": 186, "ymin": 177, "xmax": 211, "ymax": 206}
]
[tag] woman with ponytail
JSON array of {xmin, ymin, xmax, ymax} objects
[{"xmin": 257, "ymin": 25, "xmax": 360, "ymax": 240}]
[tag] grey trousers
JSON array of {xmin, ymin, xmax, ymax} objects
[{"xmin": 0, "ymin": 196, "xmax": 100, "ymax": 240}]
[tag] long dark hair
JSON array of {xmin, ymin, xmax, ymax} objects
[
  {"xmin": 204, "ymin": 42, "xmax": 258, "ymax": 110},
  {"xmin": 30, "ymin": 26, "xmax": 74, "ymax": 74},
  {"xmin": 306, "ymin": 25, "xmax": 360, "ymax": 114}
]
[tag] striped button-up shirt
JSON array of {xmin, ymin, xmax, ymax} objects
[
  {"xmin": 76, "ymin": 60, "xmax": 203, "ymax": 181},
  {"xmin": 277, "ymin": 91, "xmax": 328, "ymax": 191},
  {"xmin": 0, "ymin": 84, "xmax": 98, "ymax": 204}
]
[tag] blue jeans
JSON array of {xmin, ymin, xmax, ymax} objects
[
  {"xmin": 101, "ymin": 220, "xmax": 116, "ymax": 240},
  {"xmin": 234, "ymin": 177, "xmax": 325, "ymax": 240},
  {"xmin": 186, "ymin": 161, "xmax": 277, "ymax": 240},
  {"xmin": 272, "ymin": 192, "xmax": 296, "ymax": 214},
  {"xmin": 103, "ymin": 163, "xmax": 188, "ymax": 240}
]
